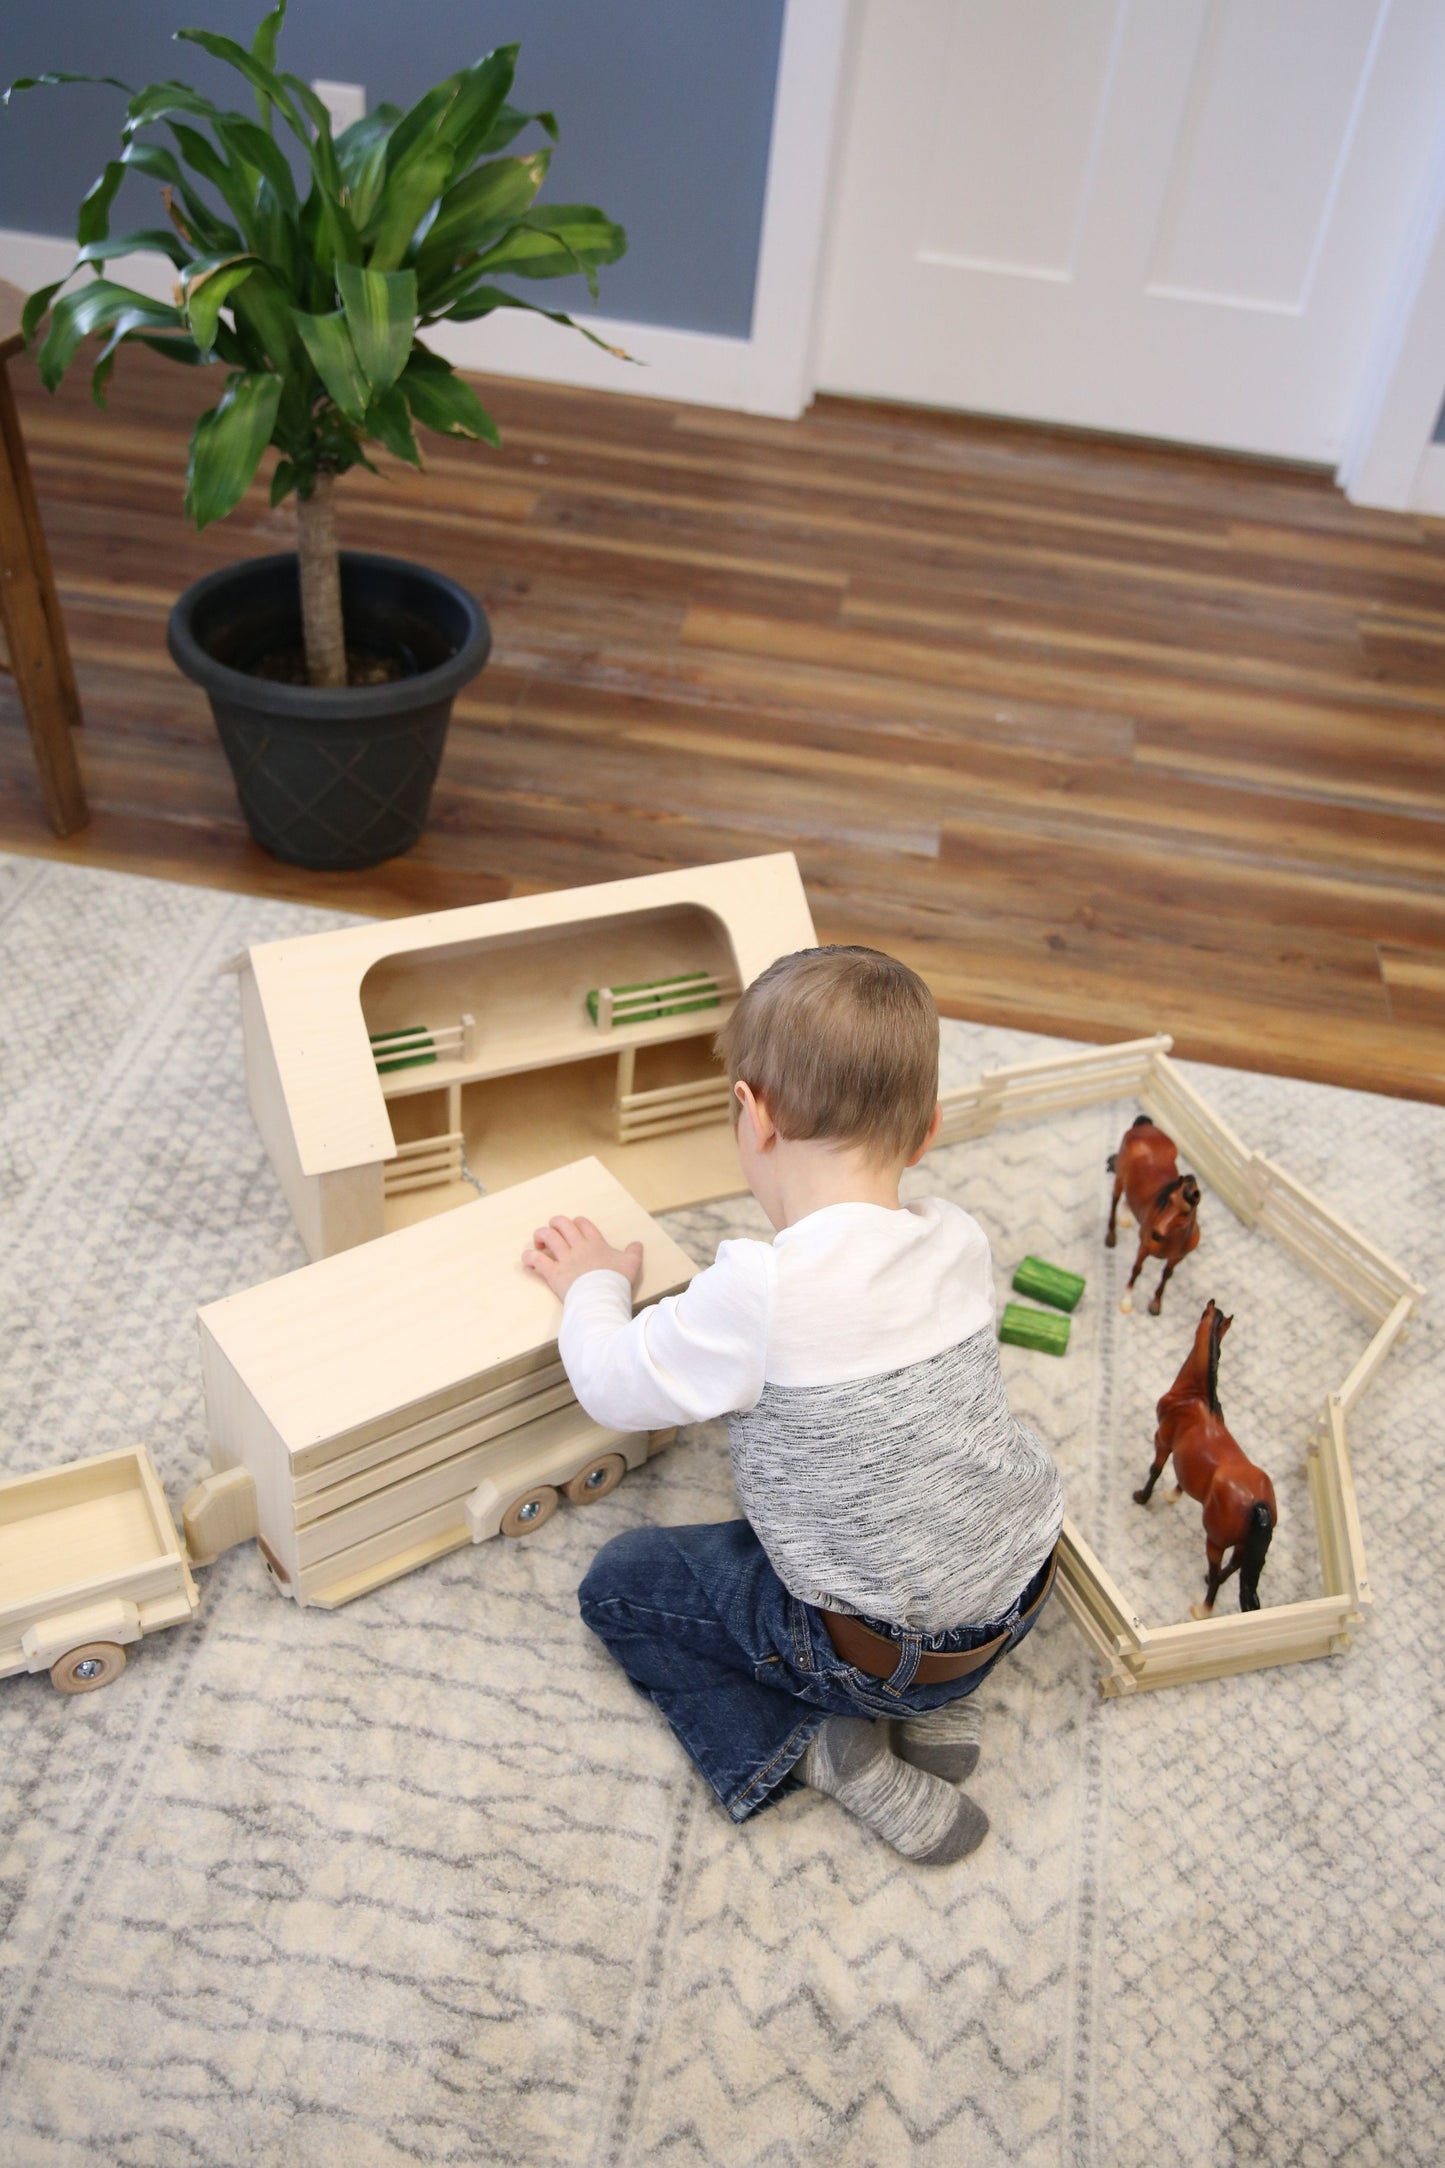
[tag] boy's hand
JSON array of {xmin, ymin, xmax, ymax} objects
[{"xmin": 522, "ymin": 1215, "xmax": 644, "ymax": 1302}]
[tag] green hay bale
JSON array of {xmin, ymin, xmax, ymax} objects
[
  {"xmin": 586, "ymin": 970, "xmax": 720, "ymax": 1026},
  {"xmin": 999, "ymin": 1303, "xmax": 1071, "ymax": 1356},
  {"xmin": 1011, "ymin": 1255, "xmax": 1086, "ymax": 1312},
  {"xmin": 370, "ymin": 1026, "xmax": 436, "ymax": 1074}
]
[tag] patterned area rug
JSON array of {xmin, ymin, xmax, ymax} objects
[{"xmin": 1, "ymin": 852, "xmax": 1441, "ymax": 2168}]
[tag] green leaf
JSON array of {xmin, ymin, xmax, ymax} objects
[
  {"xmin": 438, "ymin": 49, "xmax": 518, "ymax": 170},
  {"xmin": 214, "ymin": 114, "xmax": 298, "ymax": 211},
  {"xmin": 185, "ymin": 370, "xmax": 283, "ymax": 526},
  {"xmin": 364, "ymin": 384, "xmax": 422, "ymax": 467},
  {"xmin": 37, "ymin": 279, "xmax": 185, "ymax": 389},
  {"xmin": 399, "ymin": 350, "xmax": 500, "ymax": 445},
  {"xmin": 167, "ymin": 121, "xmax": 258, "ymax": 242},
  {"xmin": 124, "ymin": 79, "xmax": 238, "ymax": 138},
  {"xmin": 383, "ymin": 75, "xmax": 466, "ymax": 179},
  {"xmin": 368, "ymin": 147, "xmax": 453, "ymax": 272},
  {"xmin": 174, "ymin": 30, "xmax": 305, "ymax": 141},
  {"xmin": 75, "ymin": 228, "xmax": 190, "ymax": 272},
  {"xmin": 77, "ymin": 161, "xmax": 126, "ymax": 249},
  {"xmin": 91, "ymin": 321, "xmax": 206, "ymax": 403},
  {"xmin": 335, "ymin": 111, "xmax": 397, "ymax": 229},
  {"xmin": 251, "ymin": 1, "xmax": 287, "ymax": 127},
  {"xmin": 413, "ymin": 150, "xmax": 550, "ymax": 286},
  {"xmin": 337, "ymin": 263, "xmax": 416, "ymax": 398},
  {"xmin": 474, "ymin": 101, "xmax": 558, "ymax": 156},
  {"xmin": 21, "ymin": 281, "xmax": 67, "ymax": 348},
  {"xmin": 269, "ymin": 455, "xmax": 299, "ymax": 506},
  {"xmin": 120, "ymin": 138, "xmax": 241, "ymax": 253},
  {"xmin": 438, "ymin": 282, "xmax": 637, "ymax": 363},
  {"xmin": 230, "ymin": 262, "xmax": 306, "ymax": 374},
  {"xmin": 469, "ymin": 205, "xmax": 626, "ymax": 293},
  {"xmin": 291, "ymin": 306, "xmax": 370, "ymax": 422},
  {"xmin": 183, "ymin": 255, "xmax": 261, "ymax": 355},
  {"xmin": 4, "ymin": 71, "xmax": 136, "ymax": 105}
]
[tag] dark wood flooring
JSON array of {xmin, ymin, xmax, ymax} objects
[{"xmin": 3, "ymin": 345, "xmax": 1443, "ymax": 1101}]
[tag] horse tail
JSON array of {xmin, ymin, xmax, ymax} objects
[
  {"xmin": 1237, "ymin": 1501, "xmax": 1274, "ymax": 1612},
  {"xmin": 1106, "ymin": 1152, "xmax": 1117, "ymax": 1172}
]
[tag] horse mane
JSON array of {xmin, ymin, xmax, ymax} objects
[
  {"xmin": 1153, "ymin": 1175, "xmax": 1183, "ymax": 1210},
  {"xmin": 1206, "ymin": 1306, "xmax": 1224, "ymax": 1418}
]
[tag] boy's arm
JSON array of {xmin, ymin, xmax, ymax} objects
[{"xmin": 525, "ymin": 1219, "xmax": 770, "ymax": 1432}]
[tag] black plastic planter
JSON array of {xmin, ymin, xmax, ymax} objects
[{"xmin": 168, "ymin": 551, "xmax": 491, "ymax": 871}]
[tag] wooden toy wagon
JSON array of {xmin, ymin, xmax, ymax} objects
[
  {"xmin": 232, "ymin": 853, "xmax": 815, "ymax": 1260},
  {"xmin": 182, "ymin": 1159, "xmax": 698, "ymax": 1608},
  {"xmin": 0, "ymin": 1446, "xmax": 199, "ymax": 1692}
]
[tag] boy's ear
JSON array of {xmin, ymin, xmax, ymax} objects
[
  {"xmin": 734, "ymin": 1079, "xmax": 777, "ymax": 1151},
  {"xmin": 905, "ymin": 1102, "xmax": 944, "ymax": 1168}
]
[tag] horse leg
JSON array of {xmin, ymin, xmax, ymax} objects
[
  {"xmin": 1190, "ymin": 1542, "xmax": 1227, "ymax": 1621},
  {"xmin": 1120, "ymin": 1234, "xmax": 1148, "ymax": 1315},
  {"xmin": 1133, "ymin": 1436, "xmax": 1171, "ymax": 1506},
  {"xmin": 1105, "ymin": 1173, "xmax": 1123, "ymax": 1248},
  {"xmin": 1147, "ymin": 1256, "xmax": 1178, "ymax": 1317}
]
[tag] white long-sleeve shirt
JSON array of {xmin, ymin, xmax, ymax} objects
[{"xmin": 559, "ymin": 1198, "xmax": 1063, "ymax": 1632}]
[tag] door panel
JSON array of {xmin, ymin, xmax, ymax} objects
[{"xmin": 816, "ymin": 0, "xmax": 1445, "ymax": 460}]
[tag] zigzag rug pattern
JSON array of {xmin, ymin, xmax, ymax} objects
[{"xmin": 0, "ymin": 853, "xmax": 1440, "ymax": 2167}]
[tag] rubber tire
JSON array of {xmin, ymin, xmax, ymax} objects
[
  {"xmin": 499, "ymin": 1485, "xmax": 559, "ymax": 1538},
  {"xmin": 50, "ymin": 1641, "xmax": 127, "ymax": 1694},
  {"xmin": 562, "ymin": 1453, "xmax": 627, "ymax": 1506}
]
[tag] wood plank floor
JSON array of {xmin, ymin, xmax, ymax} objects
[{"xmin": 3, "ymin": 346, "xmax": 1443, "ymax": 1101}]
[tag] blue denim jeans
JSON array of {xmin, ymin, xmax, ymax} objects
[{"xmin": 578, "ymin": 1519, "xmax": 1053, "ymax": 1822}]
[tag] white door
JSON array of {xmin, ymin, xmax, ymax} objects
[{"xmin": 815, "ymin": 0, "xmax": 1445, "ymax": 462}]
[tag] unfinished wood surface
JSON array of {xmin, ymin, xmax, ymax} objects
[
  {"xmin": 3, "ymin": 347, "xmax": 1442, "ymax": 1100},
  {"xmin": 242, "ymin": 853, "xmax": 811, "ymax": 1186},
  {"xmin": 198, "ymin": 1156, "xmax": 696, "ymax": 1453},
  {"xmin": 0, "ymin": 1446, "xmax": 198, "ymax": 1673}
]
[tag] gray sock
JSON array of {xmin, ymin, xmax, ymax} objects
[
  {"xmin": 797, "ymin": 1716, "xmax": 988, "ymax": 1864},
  {"xmin": 891, "ymin": 1702, "xmax": 982, "ymax": 1784}
]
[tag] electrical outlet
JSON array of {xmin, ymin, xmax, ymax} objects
[{"xmin": 312, "ymin": 79, "xmax": 366, "ymax": 133}]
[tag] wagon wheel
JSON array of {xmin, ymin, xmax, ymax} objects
[
  {"xmin": 499, "ymin": 1484, "xmax": 559, "ymax": 1538},
  {"xmin": 562, "ymin": 1453, "xmax": 627, "ymax": 1507},
  {"xmin": 50, "ymin": 1642, "xmax": 127, "ymax": 1694}
]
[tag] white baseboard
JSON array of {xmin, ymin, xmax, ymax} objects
[
  {"xmin": 1409, "ymin": 441, "xmax": 1445, "ymax": 515},
  {"xmin": 0, "ymin": 225, "xmax": 780, "ymax": 416}
]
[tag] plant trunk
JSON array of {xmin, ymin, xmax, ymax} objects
[{"xmin": 296, "ymin": 472, "xmax": 347, "ymax": 688}]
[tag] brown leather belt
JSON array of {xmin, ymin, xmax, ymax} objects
[{"xmin": 820, "ymin": 1546, "xmax": 1058, "ymax": 1684}]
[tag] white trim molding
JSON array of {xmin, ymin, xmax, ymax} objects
[
  {"xmin": 0, "ymin": 0, "xmax": 852, "ymax": 421},
  {"xmin": 1337, "ymin": 108, "xmax": 1445, "ymax": 511}
]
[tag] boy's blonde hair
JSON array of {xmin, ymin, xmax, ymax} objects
[{"xmin": 716, "ymin": 945, "xmax": 939, "ymax": 1162}]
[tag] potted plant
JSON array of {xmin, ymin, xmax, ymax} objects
[{"xmin": 8, "ymin": 4, "xmax": 626, "ymax": 869}]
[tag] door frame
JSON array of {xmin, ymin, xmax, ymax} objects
[{"xmin": 1335, "ymin": 106, "xmax": 1445, "ymax": 510}]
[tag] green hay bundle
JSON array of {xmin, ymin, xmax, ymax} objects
[
  {"xmin": 999, "ymin": 1304, "xmax": 1071, "ymax": 1356},
  {"xmin": 1012, "ymin": 1255, "xmax": 1086, "ymax": 1312},
  {"xmin": 587, "ymin": 970, "xmax": 721, "ymax": 1026},
  {"xmin": 370, "ymin": 1026, "xmax": 436, "ymax": 1075}
]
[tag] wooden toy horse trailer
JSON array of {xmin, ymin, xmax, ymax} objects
[
  {"xmin": 0, "ymin": 1446, "xmax": 199, "ymax": 1692},
  {"xmin": 232, "ymin": 853, "xmax": 816, "ymax": 1261},
  {"xmin": 182, "ymin": 1159, "xmax": 698, "ymax": 1609}
]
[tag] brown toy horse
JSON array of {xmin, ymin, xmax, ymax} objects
[
  {"xmin": 1106, "ymin": 1114, "xmax": 1201, "ymax": 1315},
  {"xmin": 1134, "ymin": 1299, "xmax": 1277, "ymax": 1617}
]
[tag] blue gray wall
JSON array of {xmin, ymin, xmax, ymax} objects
[{"xmin": 0, "ymin": 1, "xmax": 785, "ymax": 338}]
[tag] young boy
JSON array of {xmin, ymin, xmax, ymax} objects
[{"xmin": 522, "ymin": 946, "xmax": 1063, "ymax": 1864}]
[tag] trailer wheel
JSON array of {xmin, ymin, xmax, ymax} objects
[
  {"xmin": 499, "ymin": 1485, "xmax": 559, "ymax": 1538},
  {"xmin": 50, "ymin": 1642, "xmax": 127, "ymax": 1694},
  {"xmin": 562, "ymin": 1453, "xmax": 627, "ymax": 1506}
]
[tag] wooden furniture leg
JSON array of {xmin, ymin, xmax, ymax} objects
[{"xmin": 0, "ymin": 331, "xmax": 87, "ymax": 836}]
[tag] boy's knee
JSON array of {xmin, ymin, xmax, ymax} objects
[{"xmin": 578, "ymin": 1524, "xmax": 676, "ymax": 1616}]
